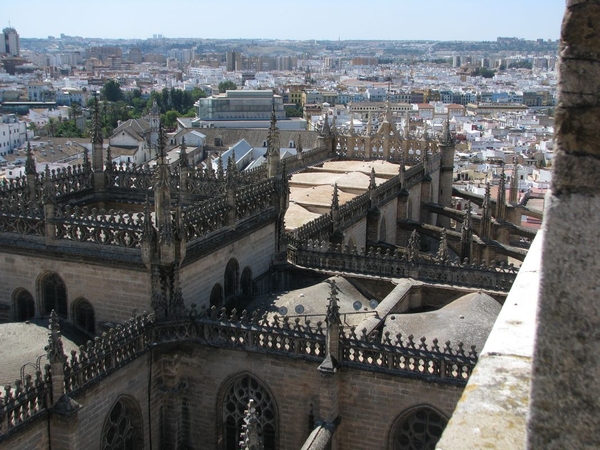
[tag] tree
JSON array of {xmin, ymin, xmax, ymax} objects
[
  {"xmin": 162, "ymin": 110, "xmax": 180, "ymax": 129},
  {"xmin": 218, "ymin": 81, "xmax": 237, "ymax": 93},
  {"xmin": 102, "ymin": 79, "xmax": 123, "ymax": 102}
]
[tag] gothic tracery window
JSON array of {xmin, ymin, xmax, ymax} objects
[
  {"xmin": 211, "ymin": 283, "xmax": 224, "ymax": 309},
  {"xmin": 72, "ymin": 298, "xmax": 95, "ymax": 334},
  {"xmin": 390, "ymin": 406, "xmax": 448, "ymax": 450},
  {"xmin": 40, "ymin": 272, "xmax": 68, "ymax": 318},
  {"xmin": 224, "ymin": 258, "xmax": 239, "ymax": 298},
  {"xmin": 221, "ymin": 374, "xmax": 277, "ymax": 450},
  {"xmin": 240, "ymin": 267, "xmax": 252, "ymax": 297},
  {"xmin": 102, "ymin": 397, "xmax": 143, "ymax": 450},
  {"xmin": 14, "ymin": 288, "xmax": 35, "ymax": 321}
]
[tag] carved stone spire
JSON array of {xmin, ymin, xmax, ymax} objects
[
  {"xmin": 319, "ymin": 279, "xmax": 342, "ymax": 373},
  {"xmin": 439, "ymin": 119, "xmax": 454, "ymax": 147},
  {"xmin": 330, "ymin": 183, "xmax": 341, "ymax": 229},
  {"xmin": 267, "ymin": 98, "xmax": 280, "ymax": 178},
  {"xmin": 509, "ymin": 155, "xmax": 519, "ymax": 204},
  {"xmin": 239, "ymin": 399, "xmax": 263, "ymax": 450},
  {"xmin": 25, "ymin": 141, "xmax": 36, "ymax": 175},
  {"xmin": 105, "ymin": 145, "xmax": 112, "ymax": 169},
  {"xmin": 322, "ymin": 114, "xmax": 331, "ymax": 137},
  {"xmin": 496, "ymin": 164, "xmax": 507, "ymax": 220},
  {"xmin": 460, "ymin": 201, "xmax": 473, "ymax": 262},
  {"xmin": 46, "ymin": 310, "xmax": 66, "ymax": 365},
  {"xmin": 406, "ymin": 229, "xmax": 420, "ymax": 263},
  {"xmin": 436, "ymin": 229, "xmax": 450, "ymax": 264},
  {"xmin": 369, "ymin": 167, "xmax": 377, "ymax": 191},
  {"xmin": 296, "ymin": 133, "xmax": 303, "ymax": 154},
  {"xmin": 91, "ymin": 92, "xmax": 104, "ymax": 173},
  {"xmin": 179, "ymin": 136, "xmax": 188, "ymax": 168},
  {"xmin": 480, "ymin": 182, "xmax": 492, "ymax": 241}
]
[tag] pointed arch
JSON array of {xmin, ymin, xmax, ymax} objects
[
  {"xmin": 101, "ymin": 395, "xmax": 144, "ymax": 450},
  {"xmin": 387, "ymin": 405, "xmax": 448, "ymax": 450},
  {"xmin": 210, "ymin": 283, "xmax": 224, "ymax": 309},
  {"xmin": 38, "ymin": 272, "xmax": 68, "ymax": 318},
  {"xmin": 224, "ymin": 258, "xmax": 239, "ymax": 298},
  {"xmin": 217, "ymin": 372, "xmax": 278, "ymax": 450},
  {"xmin": 240, "ymin": 267, "xmax": 253, "ymax": 297},
  {"xmin": 379, "ymin": 216, "xmax": 388, "ymax": 242},
  {"xmin": 72, "ymin": 297, "xmax": 96, "ymax": 335},
  {"xmin": 13, "ymin": 288, "xmax": 35, "ymax": 322}
]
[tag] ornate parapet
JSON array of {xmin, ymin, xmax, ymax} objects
[
  {"xmin": 341, "ymin": 328, "xmax": 476, "ymax": 386},
  {"xmin": 288, "ymin": 241, "xmax": 517, "ymax": 291},
  {"xmin": 53, "ymin": 205, "xmax": 146, "ymax": 248},
  {"xmin": 0, "ymin": 369, "xmax": 49, "ymax": 440}
]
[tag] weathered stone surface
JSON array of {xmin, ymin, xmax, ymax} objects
[
  {"xmin": 436, "ymin": 231, "xmax": 542, "ymax": 450},
  {"xmin": 555, "ymin": 106, "xmax": 600, "ymax": 158},
  {"xmin": 561, "ymin": 2, "xmax": 600, "ymax": 62},
  {"xmin": 528, "ymin": 193, "xmax": 600, "ymax": 449},
  {"xmin": 552, "ymin": 150, "xmax": 600, "ymax": 193},
  {"xmin": 558, "ymin": 59, "xmax": 600, "ymax": 108}
]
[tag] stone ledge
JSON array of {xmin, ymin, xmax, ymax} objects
[{"xmin": 436, "ymin": 230, "xmax": 543, "ymax": 450}]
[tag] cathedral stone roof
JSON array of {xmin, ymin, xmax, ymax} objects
[
  {"xmin": 382, "ymin": 291, "xmax": 501, "ymax": 352},
  {"xmin": 0, "ymin": 321, "xmax": 82, "ymax": 386}
]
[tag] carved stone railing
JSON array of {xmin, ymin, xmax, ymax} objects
[
  {"xmin": 289, "ymin": 214, "xmax": 333, "ymax": 246},
  {"xmin": 288, "ymin": 242, "xmax": 518, "ymax": 291},
  {"xmin": 373, "ymin": 176, "xmax": 401, "ymax": 205},
  {"xmin": 181, "ymin": 196, "xmax": 229, "ymax": 243},
  {"xmin": 285, "ymin": 146, "xmax": 332, "ymax": 174},
  {"xmin": 45, "ymin": 165, "xmax": 93, "ymax": 196},
  {"xmin": 106, "ymin": 163, "xmax": 154, "ymax": 190},
  {"xmin": 0, "ymin": 370, "xmax": 49, "ymax": 439},
  {"xmin": 338, "ymin": 193, "xmax": 371, "ymax": 229},
  {"xmin": 235, "ymin": 179, "xmax": 275, "ymax": 222},
  {"xmin": 341, "ymin": 328, "xmax": 476, "ymax": 386},
  {"xmin": 0, "ymin": 176, "xmax": 30, "ymax": 204},
  {"xmin": 53, "ymin": 205, "xmax": 146, "ymax": 248},
  {"xmin": 63, "ymin": 314, "xmax": 153, "ymax": 396},
  {"xmin": 0, "ymin": 200, "xmax": 45, "ymax": 237}
]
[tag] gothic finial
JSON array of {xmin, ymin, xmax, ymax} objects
[
  {"xmin": 439, "ymin": 119, "xmax": 454, "ymax": 147},
  {"xmin": 369, "ymin": 167, "xmax": 377, "ymax": 190},
  {"xmin": 83, "ymin": 144, "xmax": 91, "ymax": 171},
  {"xmin": 322, "ymin": 114, "xmax": 331, "ymax": 137},
  {"xmin": 239, "ymin": 399, "xmax": 263, "ymax": 450},
  {"xmin": 179, "ymin": 136, "xmax": 188, "ymax": 168},
  {"xmin": 46, "ymin": 311, "xmax": 66, "ymax": 365},
  {"xmin": 326, "ymin": 280, "xmax": 341, "ymax": 325},
  {"xmin": 496, "ymin": 164, "xmax": 507, "ymax": 219},
  {"xmin": 105, "ymin": 145, "xmax": 112, "ymax": 168},
  {"xmin": 25, "ymin": 141, "xmax": 36, "ymax": 175},
  {"xmin": 436, "ymin": 229, "xmax": 449, "ymax": 264},
  {"xmin": 406, "ymin": 229, "xmax": 420, "ymax": 263},
  {"xmin": 92, "ymin": 91, "xmax": 103, "ymax": 146},
  {"xmin": 296, "ymin": 133, "xmax": 303, "ymax": 153},
  {"xmin": 331, "ymin": 183, "xmax": 340, "ymax": 210},
  {"xmin": 217, "ymin": 156, "xmax": 224, "ymax": 180},
  {"xmin": 157, "ymin": 121, "xmax": 167, "ymax": 161},
  {"xmin": 510, "ymin": 155, "xmax": 519, "ymax": 204}
]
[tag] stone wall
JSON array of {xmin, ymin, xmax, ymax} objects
[
  {"xmin": 179, "ymin": 223, "xmax": 276, "ymax": 308},
  {"xmin": 156, "ymin": 343, "xmax": 462, "ymax": 450},
  {"xmin": 0, "ymin": 416, "xmax": 49, "ymax": 450},
  {"xmin": 0, "ymin": 252, "xmax": 150, "ymax": 323}
]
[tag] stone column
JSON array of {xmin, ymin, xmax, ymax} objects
[{"xmin": 528, "ymin": 2, "xmax": 600, "ymax": 448}]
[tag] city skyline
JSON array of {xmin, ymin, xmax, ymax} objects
[{"xmin": 5, "ymin": 0, "xmax": 564, "ymax": 42}]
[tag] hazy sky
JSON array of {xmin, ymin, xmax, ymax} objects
[{"xmin": 4, "ymin": 0, "xmax": 565, "ymax": 41}]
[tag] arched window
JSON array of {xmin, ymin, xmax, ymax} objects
[
  {"xmin": 240, "ymin": 267, "xmax": 252, "ymax": 297},
  {"xmin": 101, "ymin": 396, "xmax": 144, "ymax": 450},
  {"xmin": 219, "ymin": 374, "xmax": 277, "ymax": 450},
  {"xmin": 224, "ymin": 258, "xmax": 239, "ymax": 298},
  {"xmin": 379, "ymin": 216, "xmax": 388, "ymax": 242},
  {"xmin": 13, "ymin": 288, "xmax": 35, "ymax": 322},
  {"xmin": 210, "ymin": 283, "xmax": 223, "ymax": 309},
  {"xmin": 40, "ymin": 272, "xmax": 67, "ymax": 318},
  {"xmin": 72, "ymin": 298, "xmax": 95, "ymax": 335},
  {"xmin": 389, "ymin": 406, "xmax": 448, "ymax": 450}
]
